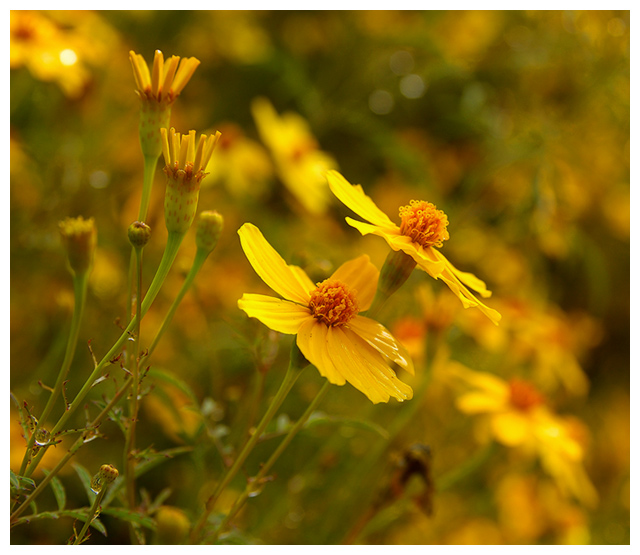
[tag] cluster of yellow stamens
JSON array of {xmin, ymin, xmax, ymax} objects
[
  {"xmin": 129, "ymin": 50, "xmax": 200, "ymax": 105},
  {"xmin": 399, "ymin": 200, "xmax": 450, "ymax": 249},
  {"xmin": 309, "ymin": 279, "xmax": 359, "ymax": 326}
]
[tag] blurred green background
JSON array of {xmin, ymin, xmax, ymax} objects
[{"xmin": 10, "ymin": 10, "xmax": 629, "ymax": 545}]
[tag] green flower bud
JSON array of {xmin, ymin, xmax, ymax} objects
[
  {"xmin": 195, "ymin": 211, "xmax": 224, "ymax": 254},
  {"xmin": 128, "ymin": 220, "xmax": 151, "ymax": 249},
  {"xmin": 90, "ymin": 464, "xmax": 119, "ymax": 493},
  {"xmin": 58, "ymin": 216, "xmax": 97, "ymax": 276}
]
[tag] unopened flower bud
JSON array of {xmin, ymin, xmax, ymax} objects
[
  {"xmin": 128, "ymin": 221, "xmax": 151, "ymax": 249},
  {"xmin": 154, "ymin": 506, "xmax": 191, "ymax": 544},
  {"xmin": 90, "ymin": 464, "xmax": 119, "ymax": 493},
  {"xmin": 59, "ymin": 216, "xmax": 97, "ymax": 275},
  {"xmin": 195, "ymin": 211, "xmax": 224, "ymax": 254}
]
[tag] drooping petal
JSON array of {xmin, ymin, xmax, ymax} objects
[
  {"xmin": 347, "ymin": 316, "xmax": 414, "ymax": 375},
  {"xmin": 328, "ymin": 326, "xmax": 413, "ymax": 403},
  {"xmin": 432, "ymin": 249, "xmax": 492, "ymax": 298},
  {"xmin": 238, "ymin": 223, "xmax": 312, "ymax": 305},
  {"xmin": 238, "ymin": 294, "xmax": 311, "ymax": 335},
  {"xmin": 330, "ymin": 255, "xmax": 378, "ymax": 311},
  {"xmin": 326, "ymin": 171, "xmax": 396, "ymax": 228},
  {"xmin": 296, "ymin": 319, "xmax": 346, "ymax": 386}
]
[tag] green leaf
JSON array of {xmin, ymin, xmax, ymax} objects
[
  {"xmin": 72, "ymin": 463, "xmax": 96, "ymax": 504},
  {"xmin": 101, "ymin": 507, "xmax": 156, "ymax": 530},
  {"xmin": 11, "ymin": 509, "xmax": 106, "ymax": 535},
  {"xmin": 134, "ymin": 446, "xmax": 193, "ymax": 479},
  {"xmin": 147, "ymin": 367, "xmax": 200, "ymax": 406},
  {"xmin": 42, "ymin": 469, "xmax": 66, "ymax": 510},
  {"xmin": 303, "ymin": 412, "xmax": 390, "ymax": 440}
]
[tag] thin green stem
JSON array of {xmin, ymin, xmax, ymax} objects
[
  {"xmin": 24, "ymin": 232, "xmax": 185, "ymax": 478},
  {"xmin": 11, "ymin": 376, "xmax": 133, "ymax": 523},
  {"xmin": 138, "ymin": 155, "xmax": 159, "ymax": 223},
  {"xmin": 212, "ymin": 380, "xmax": 331, "ymax": 542},
  {"xmin": 18, "ymin": 271, "xmax": 89, "ymax": 477},
  {"xmin": 124, "ymin": 246, "xmax": 143, "ymax": 521},
  {"xmin": 73, "ymin": 486, "xmax": 106, "ymax": 544},
  {"xmin": 190, "ymin": 344, "xmax": 309, "ymax": 544}
]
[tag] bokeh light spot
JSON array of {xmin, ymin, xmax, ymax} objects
[
  {"xmin": 59, "ymin": 48, "xmax": 78, "ymax": 66},
  {"xmin": 369, "ymin": 89, "xmax": 394, "ymax": 115},
  {"xmin": 399, "ymin": 74, "xmax": 425, "ymax": 99}
]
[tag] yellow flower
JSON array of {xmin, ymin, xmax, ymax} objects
[
  {"xmin": 252, "ymin": 98, "xmax": 337, "ymax": 214},
  {"xmin": 326, "ymin": 170, "xmax": 501, "ymax": 325},
  {"xmin": 161, "ymin": 127, "xmax": 221, "ymax": 235},
  {"xmin": 237, "ymin": 223, "xmax": 414, "ymax": 404},
  {"xmin": 130, "ymin": 50, "xmax": 200, "ymax": 159},
  {"xmin": 449, "ymin": 363, "xmax": 598, "ymax": 507}
]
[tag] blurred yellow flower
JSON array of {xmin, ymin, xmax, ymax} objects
[
  {"xmin": 449, "ymin": 363, "xmax": 598, "ymax": 507},
  {"xmin": 237, "ymin": 223, "xmax": 414, "ymax": 404},
  {"xmin": 205, "ymin": 123, "xmax": 273, "ymax": 198},
  {"xmin": 327, "ymin": 170, "xmax": 501, "ymax": 324},
  {"xmin": 252, "ymin": 98, "xmax": 337, "ymax": 214}
]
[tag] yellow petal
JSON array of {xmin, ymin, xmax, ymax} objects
[
  {"xmin": 456, "ymin": 391, "xmax": 507, "ymax": 414},
  {"xmin": 433, "ymin": 249, "xmax": 492, "ymax": 298},
  {"xmin": 238, "ymin": 223, "xmax": 312, "ymax": 305},
  {"xmin": 326, "ymin": 171, "xmax": 396, "ymax": 228},
  {"xmin": 329, "ymin": 326, "xmax": 413, "ymax": 403},
  {"xmin": 347, "ymin": 315, "xmax": 414, "ymax": 375},
  {"xmin": 296, "ymin": 319, "xmax": 346, "ymax": 386},
  {"xmin": 238, "ymin": 294, "xmax": 310, "ymax": 335},
  {"xmin": 330, "ymin": 255, "xmax": 378, "ymax": 311},
  {"xmin": 491, "ymin": 412, "xmax": 531, "ymax": 446}
]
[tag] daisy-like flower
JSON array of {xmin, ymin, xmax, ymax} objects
[
  {"xmin": 129, "ymin": 50, "xmax": 200, "ymax": 159},
  {"xmin": 326, "ymin": 170, "xmax": 501, "ymax": 325},
  {"xmin": 449, "ymin": 363, "xmax": 598, "ymax": 507},
  {"xmin": 237, "ymin": 223, "xmax": 414, "ymax": 404},
  {"xmin": 161, "ymin": 127, "xmax": 221, "ymax": 235},
  {"xmin": 252, "ymin": 97, "xmax": 337, "ymax": 215}
]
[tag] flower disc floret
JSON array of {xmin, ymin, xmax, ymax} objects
[
  {"xmin": 399, "ymin": 200, "xmax": 450, "ymax": 248},
  {"xmin": 509, "ymin": 378, "xmax": 544, "ymax": 412},
  {"xmin": 309, "ymin": 279, "xmax": 359, "ymax": 326}
]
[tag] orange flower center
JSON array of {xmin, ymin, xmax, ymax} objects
[
  {"xmin": 309, "ymin": 279, "xmax": 359, "ymax": 326},
  {"xmin": 399, "ymin": 200, "xmax": 450, "ymax": 248},
  {"xmin": 508, "ymin": 379, "xmax": 544, "ymax": 412}
]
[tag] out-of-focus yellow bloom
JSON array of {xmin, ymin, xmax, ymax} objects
[
  {"xmin": 252, "ymin": 98, "xmax": 337, "ymax": 214},
  {"xmin": 143, "ymin": 382, "xmax": 202, "ymax": 444},
  {"xmin": 237, "ymin": 223, "xmax": 414, "ymax": 403},
  {"xmin": 327, "ymin": 170, "xmax": 501, "ymax": 324},
  {"xmin": 449, "ymin": 363, "xmax": 598, "ymax": 507},
  {"xmin": 161, "ymin": 127, "xmax": 221, "ymax": 235},
  {"xmin": 10, "ymin": 11, "xmax": 116, "ymax": 98},
  {"xmin": 205, "ymin": 123, "xmax": 273, "ymax": 198},
  {"xmin": 58, "ymin": 216, "xmax": 97, "ymax": 276}
]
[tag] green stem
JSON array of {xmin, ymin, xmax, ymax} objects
[
  {"xmin": 18, "ymin": 271, "xmax": 89, "ymax": 477},
  {"xmin": 73, "ymin": 487, "xmax": 106, "ymax": 544},
  {"xmin": 124, "ymin": 246, "xmax": 143, "ymax": 521},
  {"xmin": 11, "ymin": 376, "xmax": 133, "ymax": 523},
  {"xmin": 190, "ymin": 343, "xmax": 309, "ymax": 544},
  {"xmin": 138, "ymin": 155, "xmax": 159, "ymax": 223},
  {"xmin": 212, "ymin": 380, "xmax": 331, "ymax": 542},
  {"xmin": 24, "ymin": 232, "xmax": 184, "ymax": 478},
  {"xmin": 146, "ymin": 248, "xmax": 208, "ymax": 358}
]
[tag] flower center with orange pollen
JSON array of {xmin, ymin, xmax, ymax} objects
[
  {"xmin": 508, "ymin": 378, "xmax": 544, "ymax": 412},
  {"xmin": 399, "ymin": 200, "xmax": 450, "ymax": 248},
  {"xmin": 309, "ymin": 279, "xmax": 359, "ymax": 327}
]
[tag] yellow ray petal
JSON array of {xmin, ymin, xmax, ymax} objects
[
  {"xmin": 456, "ymin": 391, "xmax": 506, "ymax": 414},
  {"xmin": 330, "ymin": 255, "xmax": 378, "ymax": 311},
  {"xmin": 238, "ymin": 223, "xmax": 313, "ymax": 305},
  {"xmin": 296, "ymin": 318, "xmax": 346, "ymax": 386},
  {"xmin": 491, "ymin": 412, "xmax": 532, "ymax": 447},
  {"xmin": 347, "ymin": 316, "xmax": 414, "ymax": 375},
  {"xmin": 433, "ymin": 249, "xmax": 492, "ymax": 298},
  {"xmin": 327, "ymin": 171, "xmax": 396, "ymax": 228},
  {"xmin": 330, "ymin": 326, "xmax": 413, "ymax": 403},
  {"xmin": 238, "ymin": 294, "xmax": 310, "ymax": 335}
]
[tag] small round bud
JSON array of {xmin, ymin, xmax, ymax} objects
[
  {"xmin": 154, "ymin": 506, "xmax": 191, "ymax": 544},
  {"xmin": 59, "ymin": 216, "xmax": 97, "ymax": 275},
  {"xmin": 90, "ymin": 464, "xmax": 119, "ymax": 493},
  {"xmin": 128, "ymin": 221, "xmax": 151, "ymax": 249},
  {"xmin": 195, "ymin": 211, "xmax": 224, "ymax": 254}
]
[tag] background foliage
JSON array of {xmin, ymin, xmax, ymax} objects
[{"xmin": 10, "ymin": 10, "xmax": 629, "ymax": 545}]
